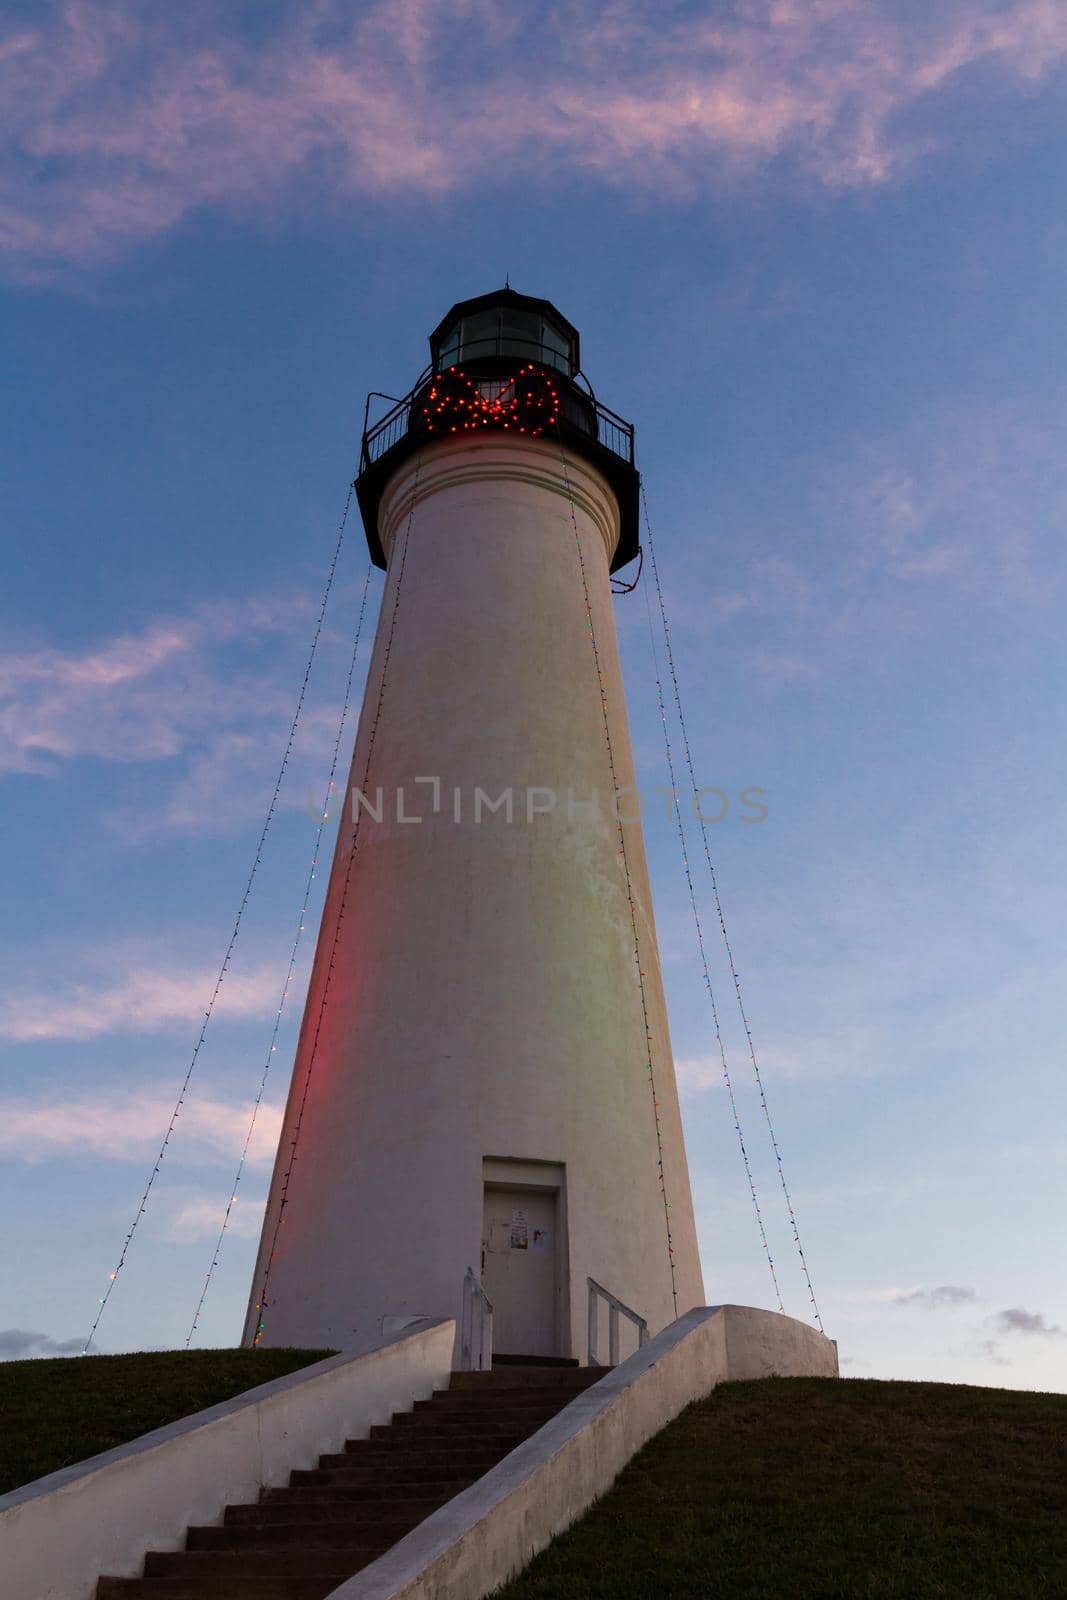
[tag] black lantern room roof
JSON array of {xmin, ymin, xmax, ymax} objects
[
  {"xmin": 356, "ymin": 288, "xmax": 639, "ymax": 572},
  {"xmin": 428, "ymin": 288, "xmax": 581, "ymax": 377}
]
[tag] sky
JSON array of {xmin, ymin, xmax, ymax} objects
[{"xmin": 1, "ymin": 0, "xmax": 1065, "ymax": 1390}]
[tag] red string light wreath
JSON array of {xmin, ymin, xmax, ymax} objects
[{"xmin": 417, "ymin": 364, "xmax": 560, "ymax": 439}]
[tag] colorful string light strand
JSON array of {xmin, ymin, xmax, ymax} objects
[
  {"xmin": 641, "ymin": 578, "xmax": 785, "ymax": 1314},
  {"xmin": 557, "ymin": 441, "xmax": 679, "ymax": 1316},
  {"xmin": 184, "ymin": 559, "xmax": 376, "ymax": 1347},
  {"xmin": 82, "ymin": 483, "xmax": 358, "ymax": 1356},
  {"xmin": 252, "ymin": 458, "xmax": 422, "ymax": 1346},
  {"xmin": 641, "ymin": 485, "xmax": 824, "ymax": 1332}
]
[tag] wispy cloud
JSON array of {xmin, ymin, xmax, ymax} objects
[
  {"xmin": 836, "ymin": 1285, "xmax": 918, "ymax": 1308},
  {"xmin": 895, "ymin": 1284, "xmax": 977, "ymax": 1309},
  {"xmin": 676, "ymin": 1055, "xmax": 727, "ymax": 1096},
  {"xmin": 676, "ymin": 1036, "xmax": 860, "ymax": 1097},
  {"xmin": 0, "ymin": 952, "xmax": 290, "ymax": 1041},
  {"xmin": 0, "ymin": 1327, "xmax": 85, "ymax": 1361},
  {"xmin": 830, "ymin": 402, "xmax": 1067, "ymax": 611},
  {"xmin": 669, "ymin": 392, "xmax": 1067, "ymax": 685},
  {"xmin": 990, "ymin": 1306, "xmax": 1065, "ymax": 1338},
  {"xmin": 0, "ymin": 620, "xmax": 203, "ymax": 773},
  {"xmin": 980, "ymin": 1304, "xmax": 1066, "ymax": 1365},
  {"xmin": 0, "ymin": 596, "xmax": 301, "ymax": 772},
  {"xmin": 0, "ymin": 1086, "xmax": 284, "ymax": 1165},
  {"xmin": 0, "ymin": 589, "xmax": 362, "ymax": 833},
  {"xmin": 166, "ymin": 1190, "xmax": 266, "ymax": 1242},
  {"xmin": 3, "ymin": 1, "xmax": 1067, "ymax": 277}
]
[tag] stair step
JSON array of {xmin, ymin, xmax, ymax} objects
[
  {"xmin": 395, "ymin": 1404, "xmax": 560, "ymax": 1428},
  {"xmin": 371, "ymin": 1420, "xmax": 534, "ymax": 1446},
  {"xmin": 448, "ymin": 1366, "xmax": 605, "ymax": 1391},
  {"xmin": 334, "ymin": 1443, "xmax": 508, "ymax": 1470},
  {"xmin": 227, "ymin": 1495, "xmax": 446, "ymax": 1527},
  {"xmin": 98, "ymin": 1578, "xmax": 343, "ymax": 1600},
  {"xmin": 421, "ymin": 1388, "xmax": 591, "ymax": 1410},
  {"xmin": 292, "ymin": 1460, "xmax": 512, "ymax": 1489},
  {"xmin": 492, "ymin": 1353, "xmax": 580, "ymax": 1367},
  {"xmin": 365, "ymin": 1421, "xmax": 532, "ymax": 1441},
  {"xmin": 145, "ymin": 1549, "xmax": 379, "ymax": 1579},
  {"xmin": 265, "ymin": 1472, "xmax": 489, "ymax": 1497},
  {"xmin": 258, "ymin": 1483, "xmax": 468, "ymax": 1510},
  {"xmin": 340, "ymin": 1433, "xmax": 527, "ymax": 1459},
  {"xmin": 305, "ymin": 1460, "xmax": 482, "ymax": 1486},
  {"xmin": 378, "ymin": 1413, "xmax": 540, "ymax": 1434},
  {"xmin": 190, "ymin": 1520, "xmax": 412, "ymax": 1551},
  {"xmin": 404, "ymin": 1408, "xmax": 563, "ymax": 1433}
]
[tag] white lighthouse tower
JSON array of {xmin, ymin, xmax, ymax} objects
[{"xmin": 244, "ymin": 289, "xmax": 704, "ymax": 1361}]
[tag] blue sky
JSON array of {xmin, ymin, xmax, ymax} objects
[{"xmin": 1, "ymin": 0, "xmax": 1065, "ymax": 1388}]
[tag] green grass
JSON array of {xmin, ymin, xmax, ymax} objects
[
  {"xmin": 0, "ymin": 1347, "xmax": 334, "ymax": 1495},
  {"xmin": 495, "ymin": 1377, "xmax": 1067, "ymax": 1600}
]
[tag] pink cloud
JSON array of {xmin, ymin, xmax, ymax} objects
[
  {"xmin": 0, "ymin": 952, "xmax": 293, "ymax": 1040},
  {"xmin": 2, "ymin": 1, "xmax": 1066, "ymax": 277},
  {"xmin": 0, "ymin": 622, "xmax": 199, "ymax": 769},
  {"xmin": 166, "ymin": 1190, "xmax": 266, "ymax": 1242},
  {"xmin": 0, "ymin": 1085, "xmax": 284, "ymax": 1164},
  {"xmin": 0, "ymin": 588, "xmax": 358, "ymax": 836}
]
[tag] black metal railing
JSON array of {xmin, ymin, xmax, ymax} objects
[
  {"xmin": 591, "ymin": 399, "xmax": 637, "ymax": 464},
  {"xmin": 360, "ymin": 393, "xmax": 410, "ymax": 470},
  {"xmin": 360, "ymin": 369, "xmax": 635, "ymax": 475}
]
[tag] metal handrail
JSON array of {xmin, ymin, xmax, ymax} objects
[
  {"xmin": 459, "ymin": 1266, "xmax": 494, "ymax": 1372},
  {"xmin": 587, "ymin": 1277, "xmax": 649, "ymax": 1367}
]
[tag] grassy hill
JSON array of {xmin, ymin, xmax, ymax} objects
[
  {"xmin": 0, "ymin": 1348, "xmax": 332, "ymax": 1495},
  {"xmin": 496, "ymin": 1376, "xmax": 1067, "ymax": 1600}
]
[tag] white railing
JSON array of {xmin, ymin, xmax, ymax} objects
[
  {"xmin": 459, "ymin": 1267, "xmax": 494, "ymax": 1371},
  {"xmin": 587, "ymin": 1277, "xmax": 649, "ymax": 1367}
]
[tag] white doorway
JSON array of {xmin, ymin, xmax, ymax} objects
[{"xmin": 482, "ymin": 1167, "xmax": 564, "ymax": 1358}]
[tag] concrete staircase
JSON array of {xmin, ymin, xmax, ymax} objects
[{"xmin": 96, "ymin": 1365, "xmax": 603, "ymax": 1600}]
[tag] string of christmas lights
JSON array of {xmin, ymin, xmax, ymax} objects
[
  {"xmin": 184, "ymin": 560, "xmax": 376, "ymax": 1347},
  {"xmin": 641, "ymin": 486, "xmax": 824, "ymax": 1332},
  {"xmin": 252, "ymin": 459, "xmax": 422, "ymax": 1346},
  {"xmin": 641, "ymin": 579, "xmax": 784, "ymax": 1314},
  {"xmin": 419, "ymin": 365, "xmax": 560, "ymax": 439},
  {"xmin": 558, "ymin": 442, "xmax": 679, "ymax": 1317},
  {"xmin": 82, "ymin": 484, "xmax": 358, "ymax": 1357}
]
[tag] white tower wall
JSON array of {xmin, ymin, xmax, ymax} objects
[{"xmin": 244, "ymin": 436, "xmax": 703, "ymax": 1358}]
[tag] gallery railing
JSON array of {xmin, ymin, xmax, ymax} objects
[
  {"xmin": 360, "ymin": 372, "xmax": 635, "ymax": 475},
  {"xmin": 587, "ymin": 1276, "xmax": 649, "ymax": 1367},
  {"xmin": 459, "ymin": 1266, "xmax": 494, "ymax": 1372}
]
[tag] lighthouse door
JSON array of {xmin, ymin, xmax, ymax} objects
[{"xmin": 482, "ymin": 1185, "xmax": 559, "ymax": 1358}]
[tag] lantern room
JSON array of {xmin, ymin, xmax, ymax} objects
[{"xmin": 429, "ymin": 289, "xmax": 580, "ymax": 377}]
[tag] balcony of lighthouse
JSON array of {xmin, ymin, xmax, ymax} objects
[{"xmin": 356, "ymin": 300, "xmax": 640, "ymax": 573}]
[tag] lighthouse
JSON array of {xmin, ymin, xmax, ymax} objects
[{"xmin": 244, "ymin": 289, "xmax": 704, "ymax": 1361}]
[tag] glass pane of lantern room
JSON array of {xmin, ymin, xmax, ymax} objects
[
  {"xmin": 499, "ymin": 308, "xmax": 539, "ymax": 362},
  {"xmin": 541, "ymin": 318, "xmax": 571, "ymax": 374},
  {"xmin": 439, "ymin": 324, "xmax": 460, "ymax": 367},
  {"xmin": 459, "ymin": 310, "xmax": 500, "ymax": 363}
]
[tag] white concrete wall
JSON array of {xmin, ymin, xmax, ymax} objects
[
  {"xmin": 0, "ymin": 1319, "xmax": 454, "ymax": 1600},
  {"xmin": 721, "ymin": 1302, "xmax": 838, "ymax": 1380},
  {"xmin": 325, "ymin": 1304, "xmax": 839, "ymax": 1600},
  {"xmin": 245, "ymin": 436, "xmax": 703, "ymax": 1359}
]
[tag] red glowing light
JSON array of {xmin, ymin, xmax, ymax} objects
[{"xmin": 419, "ymin": 365, "xmax": 560, "ymax": 441}]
